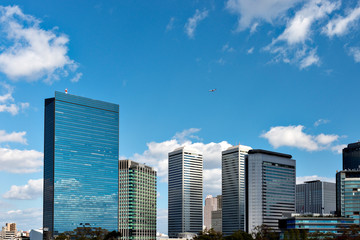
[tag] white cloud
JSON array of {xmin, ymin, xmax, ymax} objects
[
  {"xmin": 173, "ymin": 128, "xmax": 201, "ymax": 143},
  {"xmin": 0, "ymin": 147, "xmax": 43, "ymax": 173},
  {"xmin": 3, "ymin": 179, "xmax": 43, "ymax": 200},
  {"xmin": 324, "ymin": 4, "xmax": 360, "ymax": 37},
  {"xmin": 204, "ymin": 168, "xmax": 221, "ymax": 193},
  {"xmin": 331, "ymin": 144, "xmax": 347, "ymax": 154},
  {"xmin": 0, "ymin": 5, "xmax": 78, "ymax": 82},
  {"xmin": 184, "ymin": 9, "xmax": 208, "ymax": 38},
  {"xmin": 275, "ymin": 0, "xmax": 339, "ymax": 45},
  {"xmin": 0, "ymin": 208, "xmax": 42, "ymax": 230},
  {"xmin": 264, "ymin": 0, "xmax": 339, "ymax": 69},
  {"xmin": 70, "ymin": 72, "xmax": 82, "ymax": 83},
  {"xmin": 225, "ymin": 0, "xmax": 302, "ymax": 31},
  {"xmin": 166, "ymin": 17, "xmax": 175, "ymax": 32},
  {"xmin": 130, "ymin": 128, "xmax": 232, "ymax": 196},
  {"xmin": 348, "ymin": 47, "xmax": 360, "ymax": 62},
  {"xmin": 0, "ymin": 130, "xmax": 27, "ymax": 144},
  {"xmin": 314, "ymin": 119, "xmax": 330, "ymax": 126},
  {"xmin": 0, "ymin": 82, "xmax": 29, "ymax": 115},
  {"xmin": 222, "ymin": 43, "xmax": 235, "ymax": 52},
  {"xmin": 261, "ymin": 125, "xmax": 340, "ymax": 151},
  {"xmin": 247, "ymin": 47, "xmax": 255, "ymax": 54},
  {"xmin": 299, "ymin": 48, "xmax": 320, "ymax": 69},
  {"xmin": 296, "ymin": 175, "xmax": 335, "ymax": 184}
]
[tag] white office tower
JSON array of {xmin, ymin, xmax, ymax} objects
[
  {"xmin": 222, "ymin": 145, "xmax": 252, "ymax": 236},
  {"xmin": 247, "ymin": 150, "xmax": 296, "ymax": 233},
  {"xmin": 168, "ymin": 147, "xmax": 203, "ymax": 238},
  {"xmin": 204, "ymin": 195, "xmax": 218, "ymax": 230}
]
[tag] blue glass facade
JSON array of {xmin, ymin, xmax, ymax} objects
[{"xmin": 44, "ymin": 91, "xmax": 119, "ymax": 235}]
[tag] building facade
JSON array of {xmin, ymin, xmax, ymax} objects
[
  {"xmin": 204, "ymin": 195, "xmax": 218, "ymax": 230},
  {"xmin": 343, "ymin": 142, "xmax": 360, "ymax": 170},
  {"xmin": 211, "ymin": 195, "xmax": 223, "ymax": 233},
  {"xmin": 296, "ymin": 180, "xmax": 336, "ymax": 214},
  {"xmin": 279, "ymin": 214, "xmax": 355, "ymax": 237},
  {"xmin": 222, "ymin": 145, "xmax": 252, "ymax": 235},
  {"xmin": 118, "ymin": 160, "xmax": 157, "ymax": 240},
  {"xmin": 44, "ymin": 91, "xmax": 119, "ymax": 235},
  {"xmin": 168, "ymin": 147, "xmax": 203, "ymax": 238},
  {"xmin": 247, "ymin": 150, "xmax": 296, "ymax": 233},
  {"xmin": 336, "ymin": 169, "xmax": 360, "ymax": 224}
]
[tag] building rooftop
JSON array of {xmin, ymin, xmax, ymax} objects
[{"xmin": 248, "ymin": 149, "xmax": 292, "ymax": 159}]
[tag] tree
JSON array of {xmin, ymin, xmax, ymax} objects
[
  {"xmin": 251, "ymin": 225, "xmax": 278, "ymax": 240},
  {"xmin": 104, "ymin": 231, "xmax": 122, "ymax": 240},
  {"xmin": 193, "ymin": 228, "xmax": 223, "ymax": 240},
  {"xmin": 225, "ymin": 230, "xmax": 253, "ymax": 240}
]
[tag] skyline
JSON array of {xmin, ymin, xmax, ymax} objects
[{"xmin": 0, "ymin": 0, "xmax": 360, "ymax": 234}]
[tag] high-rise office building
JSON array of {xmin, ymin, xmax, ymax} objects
[
  {"xmin": 296, "ymin": 180, "xmax": 335, "ymax": 214},
  {"xmin": 118, "ymin": 160, "xmax": 157, "ymax": 240},
  {"xmin": 211, "ymin": 195, "xmax": 223, "ymax": 233},
  {"xmin": 247, "ymin": 149, "xmax": 295, "ymax": 233},
  {"xmin": 168, "ymin": 147, "xmax": 203, "ymax": 238},
  {"xmin": 336, "ymin": 169, "xmax": 360, "ymax": 224},
  {"xmin": 222, "ymin": 145, "xmax": 252, "ymax": 235},
  {"xmin": 343, "ymin": 142, "xmax": 360, "ymax": 170},
  {"xmin": 204, "ymin": 195, "xmax": 218, "ymax": 230},
  {"xmin": 44, "ymin": 91, "xmax": 119, "ymax": 235}
]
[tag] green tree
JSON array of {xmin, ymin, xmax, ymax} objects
[
  {"xmin": 251, "ymin": 225, "xmax": 278, "ymax": 240},
  {"xmin": 194, "ymin": 228, "xmax": 223, "ymax": 240},
  {"xmin": 104, "ymin": 231, "xmax": 122, "ymax": 240},
  {"xmin": 225, "ymin": 230, "xmax": 253, "ymax": 240}
]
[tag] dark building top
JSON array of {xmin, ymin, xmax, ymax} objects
[
  {"xmin": 248, "ymin": 149, "xmax": 292, "ymax": 159},
  {"xmin": 343, "ymin": 141, "xmax": 360, "ymax": 170}
]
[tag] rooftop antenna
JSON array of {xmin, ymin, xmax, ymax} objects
[{"xmin": 65, "ymin": 88, "xmax": 68, "ymax": 94}]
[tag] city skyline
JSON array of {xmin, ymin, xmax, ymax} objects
[{"xmin": 1, "ymin": 0, "xmax": 360, "ymax": 234}]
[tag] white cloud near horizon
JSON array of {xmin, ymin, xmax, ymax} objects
[
  {"xmin": 184, "ymin": 9, "xmax": 209, "ymax": 39},
  {"xmin": 0, "ymin": 208, "xmax": 42, "ymax": 231},
  {"xmin": 296, "ymin": 175, "xmax": 335, "ymax": 184},
  {"xmin": 0, "ymin": 82, "xmax": 29, "ymax": 115},
  {"xmin": 3, "ymin": 179, "xmax": 43, "ymax": 200},
  {"xmin": 0, "ymin": 147, "xmax": 43, "ymax": 173},
  {"xmin": 130, "ymin": 128, "xmax": 231, "ymax": 196},
  {"xmin": 261, "ymin": 125, "xmax": 341, "ymax": 152},
  {"xmin": 0, "ymin": 5, "xmax": 78, "ymax": 82},
  {"xmin": 226, "ymin": 0, "xmax": 302, "ymax": 31},
  {"xmin": 324, "ymin": 3, "xmax": 360, "ymax": 37}
]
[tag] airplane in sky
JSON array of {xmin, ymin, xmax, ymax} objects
[{"xmin": 209, "ymin": 89, "xmax": 216, "ymax": 92}]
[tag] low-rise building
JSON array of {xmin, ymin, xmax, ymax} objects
[{"xmin": 279, "ymin": 214, "xmax": 355, "ymax": 237}]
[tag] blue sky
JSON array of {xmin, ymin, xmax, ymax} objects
[{"xmin": 0, "ymin": 0, "xmax": 360, "ymax": 234}]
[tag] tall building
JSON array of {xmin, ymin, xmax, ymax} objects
[
  {"xmin": 336, "ymin": 169, "xmax": 360, "ymax": 224},
  {"xmin": 211, "ymin": 195, "xmax": 223, "ymax": 233},
  {"xmin": 204, "ymin": 195, "xmax": 218, "ymax": 230},
  {"xmin": 343, "ymin": 142, "xmax": 360, "ymax": 170},
  {"xmin": 247, "ymin": 149, "xmax": 296, "ymax": 233},
  {"xmin": 221, "ymin": 145, "xmax": 252, "ymax": 235},
  {"xmin": 118, "ymin": 160, "xmax": 157, "ymax": 240},
  {"xmin": 44, "ymin": 91, "xmax": 119, "ymax": 235},
  {"xmin": 168, "ymin": 147, "xmax": 203, "ymax": 238},
  {"xmin": 296, "ymin": 180, "xmax": 335, "ymax": 214}
]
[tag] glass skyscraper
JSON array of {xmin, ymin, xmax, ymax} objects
[
  {"xmin": 44, "ymin": 91, "xmax": 119, "ymax": 235},
  {"xmin": 247, "ymin": 149, "xmax": 295, "ymax": 233},
  {"xmin": 118, "ymin": 160, "xmax": 157, "ymax": 240},
  {"xmin": 168, "ymin": 147, "xmax": 203, "ymax": 238},
  {"xmin": 221, "ymin": 145, "xmax": 252, "ymax": 235}
]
